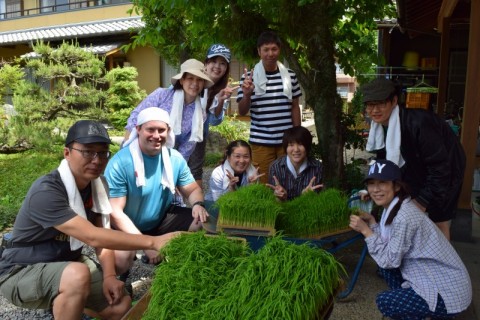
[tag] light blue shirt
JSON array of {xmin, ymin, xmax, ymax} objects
[{"xmin": 105, "ymin": 147, "xmax": 194, "ymax": 231}]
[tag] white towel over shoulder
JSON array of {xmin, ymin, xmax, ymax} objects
[
  {"xmin": 253, "ymin": 60, "xmax": 292, "ymax": 99},
  {"xmin": 170, "ymin": 89, "xmax": 205, "ymax": 142},
  {"xmin": 58, "ymin": 159, "xmax": 111, "ymax": 251},
  {"xmin": 366, "ymin": 105, "xmax": 405, "ymax": 167}
]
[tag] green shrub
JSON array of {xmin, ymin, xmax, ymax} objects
[
  {"xmin": 204, "ymin": 152, "xmax": 223, "ymax": 167},
  {"xmin": 209, "ymin": 114, "xmax": 249, "ymax": 142},
  {"xmin": 0, "ymin": 148, "xmax": 62, "ymax": 230}
]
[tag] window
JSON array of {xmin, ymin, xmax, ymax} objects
[{"xmin": 5, "ymin": 0, "xmax": 21, "ymax": 18}]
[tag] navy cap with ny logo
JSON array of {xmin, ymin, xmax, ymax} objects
[{"xmin": 363, "ymin": 159, "xmax": 402, "ymax": 183}]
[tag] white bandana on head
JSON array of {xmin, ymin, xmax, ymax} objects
[{"xmin": 123, "ymin": 107, "xmax": 176, "ymax": 194}]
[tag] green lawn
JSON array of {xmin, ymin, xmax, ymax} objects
[{"xmin": 0, "ymin": 148, "xmax": 63, "ymax": 230}]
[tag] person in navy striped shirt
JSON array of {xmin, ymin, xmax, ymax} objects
[
  {"xmin": 267, "ymin": 126, "xmax": 322, "ymax": 201},
  {"xmin": 237, "ymin": 30, "xmax": 302, "ymax": 183}
]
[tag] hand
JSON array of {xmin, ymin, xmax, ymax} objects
[
  {"xmin": 241, "ymin": 67, "xmax": 254, "ymax": 96},
  {"xmin": 248, "ymin": 166, "xmax": 265, "ymax": 184},
  {"xmin": 225, "ymin": 169, "xmax": 240, "ymax": 190},
  {"xmin": 358, "ymin": 211, "xmax": 376, "ymax": 225},
  {"xmin": 358, "ymin": 190, "xmax": 371, "ymax": 201},
  {"xmin": 143, "ymin": 249, "xmax": 162, "ymax": 265},
  {"xmin": 153, "ymin": 231, "xmax": 183, "ymax": 251},
  {"xmin": 102, "ymin": 274, "xmax": 125, "ymax": 305},
  {"xmin": 192, "ymin": 203, "xmax": 209, "ymax": 224},
  {"xmin": 349, "ymin": 215, "xmax": 373, "ymax": 237},
  {"xmin": 301, "ymin": 176, "xmax": 323, "ymax": 194},
  {"xmin": 266, "ymin": 176, "xmax": 287, "ymax": 201},
  {"xmin": 217, "ymin": 85, "xmax": 239, "ymax": 102}
]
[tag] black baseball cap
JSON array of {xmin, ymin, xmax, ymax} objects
[
  {"xmin": 360, "ymin": 78, "xmax": 396, "ymax": 103},
  {"xmin": 363, "ymin": 159, "xmax": 401, "ymax": 183},
  {"xmin": 65, "ymin": 120, "xmax": 112, "ymax": 146}
]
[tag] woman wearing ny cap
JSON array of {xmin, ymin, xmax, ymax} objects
[
  {"xmin": 360, "ymin": 78, "xmax": 465, "ymax": 240},
  {"xmin": 350, "ymin": 160, "xmax": 471, "ymax": 320}
]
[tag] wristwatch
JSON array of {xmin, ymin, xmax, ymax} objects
[{"xmin": 192, "ymin": 201, "xmax": 205, "ymax": 208}]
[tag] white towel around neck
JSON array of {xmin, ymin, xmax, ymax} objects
[
  {"xmin": 58, "ymin": 159, "xmax": 111, "ymax": 251},
  {"xmin": 253, "ymin": 60, "xmax": 292, "ymax": 99},
  {"xmin": 170, "ymin": 89, "xmax": 205, "ymax": 142},
  {"xmin": 366, "ymin": 105, "xmax": 405, "ymax": 167},
  {"xmin": 127, "ymin": 138, "xmax": 175, "ymax": 194},
  {"xmin": 122, "ymin": 107, "xmax": 176, "ymax": 194},
  {"xmin": 221, "ymin": 159, "xmax": 258, "ymax": 190},
  {"xmin": 379, "ymin": 196, "xmax": 400, "ymax": 242}
]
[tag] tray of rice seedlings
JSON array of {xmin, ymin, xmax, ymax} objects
[
  {"xmin": 200, "ymin": 236, "xmax": 345, "ymax": 320},
  {"xmin": 216, "ymin": 183, "xmax": 282, "ymax": 236},
  {"xmin": 276, "ymin": 188, "xmax": 353, "ymax": 238},
  {"xmin": 140, "ymin": 234, "xmax": 344, "ymax": 320},
  {"xmin": 141, "ymin": 231, "xmax": 250, "ymax": 320}
]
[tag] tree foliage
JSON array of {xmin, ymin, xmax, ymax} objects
[
  {"xmin": 104, "ymin": 67, "xmax": 147, "ymax": 129},
  {"xmin": 1, "ymin": 41, "xmax": 110, "ymax": 151},
  {"xmin": 128, "ymin": 0, "xmax": 394, "ymax": 186}
]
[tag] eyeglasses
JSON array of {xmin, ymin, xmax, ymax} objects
[
  {"xmin": 365, "ymin": 101, "xmax": 389, "ymax": 112},
  {"xmin": 70, "ymin": 147, "xmax": 110, "ymax": 159}
]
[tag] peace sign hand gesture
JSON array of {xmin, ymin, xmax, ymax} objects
[
  {"xmin": 302, "ymin": 176, "xmax": 324, "ymax": 194},
  {"xmin": 241, "ymin": 67, "xmax": 254, "ymax": 97},
  {"xmin": 248, "ymin": 166, "xmax": 265, "ymax": 184},
  {"xmin": 266, "ymin": 176, "xmax": 288, "ymax": 201},
  {"xmin": 225, "ymin": 169, "xmax": 240, "ymax": 191}
]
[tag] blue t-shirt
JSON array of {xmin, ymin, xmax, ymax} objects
[{"xmin": 105, "ymin": 147, "xmax": 194, "ymax": 231}]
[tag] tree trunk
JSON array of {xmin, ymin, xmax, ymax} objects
[{"xmin": 283, "ymin": 1, "xmax": 344, "ymax": 187}]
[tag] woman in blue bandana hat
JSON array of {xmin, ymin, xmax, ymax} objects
[{"xmin": 349, "ymin": 160, "xmax": 471, "ymax": 320}]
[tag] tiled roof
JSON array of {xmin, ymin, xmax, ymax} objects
[
  {"xmin": 0, "ymin": 16, "xmax": 144, "ymax": 45},
  {"xmin": 21, "ymin": 42, "xmax": 125, "ymax": 58}
]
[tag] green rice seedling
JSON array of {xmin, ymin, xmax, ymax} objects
[
  {"xmin": 202, "ymin": 236, "xmax": 345, "ymax": 320},
  {"xmin": 216, "ymin": 183, "xmax": 282, "ymax": 230},
  {"xmin": 276, "ymin": 188, "xmax": 353, "ymax": 238},
  {"xmin": 143, "ymin": 231, "xmax": 250, "ymax": 320},
  {"xmin": 143, "ymin": 233, "xmax": 344, "ymax": 320}
]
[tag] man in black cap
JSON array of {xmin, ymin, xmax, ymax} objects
[
  {"xmin": 0, "ymin": 120, "xmax": 180, "ymax": 319},
  {"xmin": 360, "ymin": 78, "xmax": 466, "ymax": 240}
]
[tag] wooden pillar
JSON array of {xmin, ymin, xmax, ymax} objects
[
  {"xmin": 458, "ymin": 0, "xmax": 480, "ymax": 209},
  {"xmin": 436, "ymin": 17, "xmax": 450, "ymax": 117}
]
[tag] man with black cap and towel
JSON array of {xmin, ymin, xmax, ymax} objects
[
  {"xmin": 0, "ymin": 120, "xmax": 180, "ymax": 319},
  {"xmin": 360, "ymin": 78, "xmax": 466, "ymax": 240}
]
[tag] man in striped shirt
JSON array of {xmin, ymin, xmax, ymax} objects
[{"xmin": 237, "ymin": 30, "xmax": 302, "ymax": 183}]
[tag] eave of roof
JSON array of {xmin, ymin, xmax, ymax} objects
[{"xmin": 0, "ymin": 16, "xmax": 144, "ymax": 45}]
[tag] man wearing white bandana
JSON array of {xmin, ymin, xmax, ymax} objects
[
  {"xmin": 0, "ymin": 120, "xmax": 180, "ymax": 319},
  {"xmin": 237, "ymin": 30, "xmax": 302, "ymax": 184},
  {"xmin": 105, "ymin": 107, "xmax": 208, "ymax": 273},
  {"xmin": 360, "ymin": 78, "xmax": 466, "ymax": 240}
]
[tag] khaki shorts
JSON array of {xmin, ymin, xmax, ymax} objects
[{"xmin": 0, "ymin": 255, "xmax": 110, "ymax": 312}]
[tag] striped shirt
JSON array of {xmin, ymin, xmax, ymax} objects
[
  {"xmin": 365, "ymin": 198, "xmax": 472, "ymax": 313},
  {"xmin": 237, "ymin": 68, "xmax": 302, "ymax": 146},
  {"xmin": 268, "ymin": 156, "xmax": 322, "ymax": 200}
]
